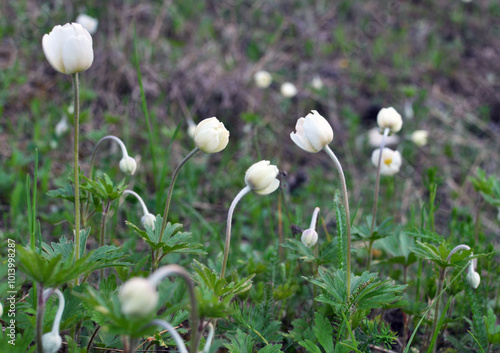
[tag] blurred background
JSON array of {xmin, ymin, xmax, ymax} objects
[{"xmin": 1, "ymin": 0, "xmax": 499, "ymax": 244}]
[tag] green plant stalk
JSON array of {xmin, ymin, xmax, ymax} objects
[
  {"xmin": 221, "ymin": 186, "xmax": 251, "ymax": 278},
  {"xmin": 72, "ymin": 73, "xmax": 81, "ymax": 262},
  {"xmin": 36, "ymin": 282, "xmax": 45, "ymax": 353},
  {"xmin": 323, "ymin": 145, "xmax": 351, "ymax": 298},
  {"xmin": 367, "ymin": 128, "xmax": 389, "ymax": 269},
  {"xmin": 99, "ymin": 200, "xmax": 111, "ymax": 281},
  {"xmin": 159, "ymin": 147, "xmax": 200, "ymax": 243},
  {"xmin": 429, "ymin": 268, "xmax": 445, "ymax": 353},
  {"xmin": 404, "ymin": 262, "xmax": 468, "ymax": 353}
]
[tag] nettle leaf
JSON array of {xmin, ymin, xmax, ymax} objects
[
  {"xmin": 484, "ymin": 307, "xmax": 500, "ymax": 344},
  {"xmin": 126, "ymin": 215, "xmax": 206, "ymax": 255}
]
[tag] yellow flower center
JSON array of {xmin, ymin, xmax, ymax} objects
[{"xmin": 384, "ymin": 158, "xmax": 392, "ymax": 166}]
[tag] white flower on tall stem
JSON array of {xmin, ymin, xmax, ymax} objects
[
  {"xmin": 193, "ymin": 117, "xmax": 230, "ymax": 153},
  {"xmin": 411, "ymin": 130, "xmax": 428, "ymax": 147},
  {"xmin": 221, "ymin": 160, "xmax": 280, "ymax": 278},
  {"xmin": 371, "ymin": 148, "xmax": 402, "ymax": 176},
  {"xmin": 290, "ymin": 110, "xmax": 333, "ymax": 153},
  {"xmin": 281, "ymin": 82, "xmax": 297, "ymax": 98},
  {"xmin": 377, "ymin": 107, "xmax": 402, "ymax": 134},
  {"xmin": 254, "ymin": 70, "xmax": 272, "ymax": 89},
  {"xmin": 290, "ymin": 111, "xmax": 353, "ymax": 299},
  {"xmin": 75, "ymin": 14, "xmax": 98, "ymax": 35},
  {"xmin": 42, "ymin": 23, "xmax": 93, "ymax": 75}
]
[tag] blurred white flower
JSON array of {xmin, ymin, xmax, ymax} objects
[
  {"xmin": 280, "ymin": 82, "xmax": 297, "ymax": 98},
  {"xmin": 371, "ymin": 148, "xmax": 402, "ymax": 176},
  {"xmin": 0, "ymin": 302, "xmax": 2, "ymax": 317},
  {"xmin": 367, "ymin": 127, "xmax": 400, "ymax": 147},
  {"xmin": 75, "ymin": 14, "xmax": 98, "ymax": 35},
  {"xmin": 119, "ymin": 156, "xmax": 137, "ymax": 175},
  {"xmin": 118, "ymin": 277, "xmax": 158, "ymax": 317},
  {"xmin": 311, "ymin": 75, "xmax": 323, "ymax": 90},
  {"xmin": 194, "ymin": 117, "xmax": 230, "ymax": 153},
  {"xmin": 245, "ymin": 160, "xmax": 280, "ymax": 195},
  {"xmin": 377, "ymin": 107, "xmax": 403, "ymax": 133},
  {"xmin": 42, "ymin": 332, "xmax": 62, "ymax": 353},
  {"xmin": 42, "ymin": 23, "xmax": 93, "ymax": 74},
  {"xmin": 290, "ymin": 110, "xmax": 333, "ymax": 153},
  {"xmin": 411, "ymin": 130, "xmax": 428, "ymax": 146},
  {"xmin": 55, "ymin": 116, "xmax": 69, "ymax": 137},
  {"xmin": 254, "ymin": 70, "xmax": 272, "ymax": 89}
]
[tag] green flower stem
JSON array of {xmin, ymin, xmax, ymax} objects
[
  {"xmin": 72, "ymin": 73, "xmax": 81, "ymax": 262},
  {"xmin": 89, "ymin": 135, "xmax": 130, "ymax": 178},
  {"xmin": 221, "ymin": 186, "xmax": 251, "ymax": 278},
  {"xmin": 148, "ymin": 265, "xmax": 199, "ymax": 353},
  {"xmin": 99, "ymin": 200, "xmax": 111, "ymax": 281},
  {"xmin": 323, "ymin": 145, "xmax": 351, "ymax": 297},
  {"xmin": 368, "ymin": 127, "xmax": 390, "ymax": 270},
  {"xmin": 159, "ymin": 147, "xmax": 200, "ymax": 243},
  {"xmin": 36, "ymin": 282, "xmax": 45, "ymax": 353}
]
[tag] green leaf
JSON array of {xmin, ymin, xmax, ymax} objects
[{"xmin": 484, "ymin": 308, "xmax": 500, "ymax": 344}]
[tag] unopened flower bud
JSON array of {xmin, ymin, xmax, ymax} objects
[
  {"xmin": 254, "ymin": 70, "xmax": 272, "ymax": 89},
  {"xmin": 301, "ymin": 229, "xmax": 318, "ymax": 248},
  {"xmin": 118, "ymin": 277, "xmax": 158, "ymax": 317},
  {"xmin": 377, "ymin": 107, "xmax": 403, "ymax": 133},
  {"xmin": 466, "ymin": 260, "xmax": 480, "ymax": 289},
  {"xmin": 42, "ymin": 332, "xmax": 62, "ymax": 353},
  {"xmin": 281, "ymin": 82, "xmax": 297, "ymax": 98},
  {"xmin": 245, "ymin": 160, "xmax": 280, "ymax": 195},
  {"xmin": 119, "ymin": 156, "xmax": 137, "ymax": 175},
  {"xmin": 194, "ymin": 117, "xmax": 230, "ymax": 153},
  {"xmin": 411, "ymin": 130, "xmax": 428, "ymax": 146},
  {"xmin": 290, "ymin": 110, "xmax": 334, "ymax": 153},
  {"xmin": 141, "ymin": 213, "xmax": 156, "ymax": 230}
]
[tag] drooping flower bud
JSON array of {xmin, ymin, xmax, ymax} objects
[
  {"xmin": 119, "ymin": 156, "xmax": 137, "ymax": 175},
  {"xmin": 193, "ymin": 117, "xmax": 230, "ymax": 153},
  {"xmin": 42, "ymin": 23, "xmax": 93, "ymax": 75},
  {"xmin": 254, "ymin": 70, "xmax": 272, "ymax": 89},
  {"xmin": 42, "ymin": 332, "xmax": 63, "ymax": 353},
  {"xmin": 281, "ymin": 82, "xmax": 297, "ymax": 98},
  {"xmin": 377, "ymin": 107, "xmax": 403, "ymax": 134},
  {"xmin": 118, "ymin": 277, "xmax": 159, "ymax": 317},
  {"xmin": 245, "ymin": 160, "xmax": 280, "ymax": 195},
  {"xmin": 411, "ymin": 130, "xmax": 428, "ymax": 146},
  {"xmin": 290, "ymin": 110, "xmax": 334, "ymax": 153},
  {"xmin": 466, "ymin": 258, "xmax": 480, "ymax": 289},
  {"xmin": 371, "ymin": 148, "xmax": 402, "ymax": 176},
  {"xmin": 301, "ymin": 207, "xmax": 320, "ymax": 248},
  {"xmin": 141, "ymin": 213, "xmax": 156, "ymax": 230}
]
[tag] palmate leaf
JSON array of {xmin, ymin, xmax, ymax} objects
[
  {"xmin": 484, "ymin": 307, "xmax": 500, "ymax": 345},
  {"xmin": 281, "ymin": 238, "xmax": 316, "ymax": 263},
  {"xmin": 126, "ymin": 215, "xmax": 206, "ymax": 255},
  {"xmin": 192, "ymin": 260, "xmax": 254, "ymax": 298},
  {"xmin": 81, "ymin": 173, "xmax": 127, "ymax": 202},
  {"xmin": 224, "ymin": 329, "xmax": 284, "ymax": 353},
  {"xmin": 351, "ymin": 216, "xmax": 394, "ymax": 242}
]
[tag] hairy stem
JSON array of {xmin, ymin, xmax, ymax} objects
[
  {"xmin": 36, "ymin": 283, "xmax": 45, "ymax": 353},
  {"xmin": 72, "ymin": 73, "xmax": 81, "ymax": 262}
]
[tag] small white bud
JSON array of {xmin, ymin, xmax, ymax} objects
[
  {"xmin": 42, "ymin": 332, "xmax": 62, "ymax": 353},
  {"xmin": 377, "ymin": 107, "xmax": 403, "ymax": 133},
  {"xmin": 55, "ymin": 117, "xmax": 70, "ymax": 137},
  {"xmin": 193, "ymin": 117, "xmax": 230, "ymax": 153},
  {"xmin": 141, "ymin": 213, "xmax": 156, "ymax": 230},
  {"xmin": 254, "ymin": 70, "xmax": 272, "ymax": 89},
  {"xmin": 466, "ymin": 270, "xmax": 480, "ymax": 289},
  {"xmin": 245, "ymin": 160, "xmax": 280, "ymax": 195},
  {"xmin": 301, "ymin": 229, "xmax": 318, "ymax": 248},
  {"xmin": 280, "ymin": 82, "xmax": 297, "ymax": 98},
  {"xmin": 290, "ymin": 110, "xmax": 334, "ymax": 153},
  {"xmin": 411, "ymin": 130, "xmax": 428, "ymax": 147},
  {"xmin": 371, "ymin": 148, "xmax": 402, "ymax": 176},
  {"xmin": 119, "ymin": 156, "xmax": 137, "ymax": 175},
  {"xmin": 75, "ymin": 14, "xmax": 98, "ymax": 35},
  {"xmin": 118, "ymin": 277, "xmax": 158, "ymax": 317},
  {"xmin": 0, "ymin": 302, "xmax": 3, "ymax": 317},
  {"xmin": 311, "ymin": 75, "xmax": 323, "ymax": 90}
]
